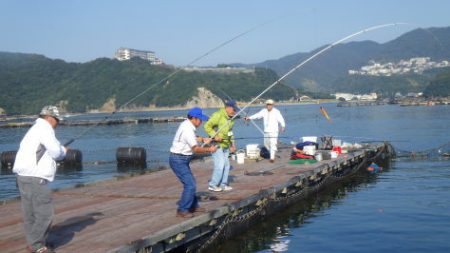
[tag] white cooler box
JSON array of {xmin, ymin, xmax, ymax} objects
[{"xmin": 246, "ymin": 144, "xmax": 260, "ymax": 159}]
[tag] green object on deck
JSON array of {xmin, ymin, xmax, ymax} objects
[{"xmin": 288, "ymin": 159, "xmax": 317, "ymax": 165}]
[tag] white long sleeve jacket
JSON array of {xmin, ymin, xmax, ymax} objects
[
  {"xmin": 249, "ymin": 108, "xmax": 285, "ymax": 133},
  {"xmin": 13, "ymin": 118, "xmax": 67, "ymax": 181}
]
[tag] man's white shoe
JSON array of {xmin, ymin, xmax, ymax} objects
[
  {"xmin": 222, "ymin": 185, "xmax": 233, "ymax": 191},
  {"xmin": 208, "ymin": 186, "xmax": 223, "ymax": 192}
]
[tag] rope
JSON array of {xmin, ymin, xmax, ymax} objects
[
  {"xmin": 395, "ymin": 140, "xmax": 450, "ymax": 159},
  {"xmin": 196, "ymin": 200, "xmax": 268, "ymax": 253}
]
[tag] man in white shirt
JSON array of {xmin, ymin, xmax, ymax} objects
[
  {"xmin": 169, "ymin": 107, "xmax": 217, "ymax": 218},
  {"xmin": 245, "ymin": 99, "xmax": 285, "ymax": 163},
  {"xmin": 13, "ymin": 105, "xmax": 67, "ymax": 253}
]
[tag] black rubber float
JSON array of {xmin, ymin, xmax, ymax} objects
[
  {"xmin": 116, "ymin": 147, "xmax": 147, "ymax": 166},
  {"xmin": 1, "ymin": 149, "xmax": 83, "ymax": 169}
]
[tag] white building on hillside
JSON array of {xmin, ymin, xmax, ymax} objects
[
  {"xmin": 114, "ymin": 48, "xmax": 163, "ymax": 65},
  {"xmin": 348, "ymin": 57, "xmax": 449, "ymax": 76}
]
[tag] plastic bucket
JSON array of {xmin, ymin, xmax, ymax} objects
[
  {"xmin": 330, "ymin": 151, "xmax": 338, "ymax": 159},
  {"xmin": 314, "ymin": 152, "xmax": 323, "ymax": 161},
  {"xmin": 236, "ymin": 150, "xmax": 245, "ymax": 164}
]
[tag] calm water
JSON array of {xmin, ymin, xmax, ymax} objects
[{"xmin": 1, "ymin": 104, "xmax": 450, "ymax": 252}]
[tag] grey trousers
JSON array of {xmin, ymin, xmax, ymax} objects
[{"xmin": 17, "ymin": 175, "xmax": 54, "ymax": 249}]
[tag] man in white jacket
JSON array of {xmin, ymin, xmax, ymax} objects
[
  {"xmin": 13, "ymin": 105, "xmax": 67, "ymax": 253},
  {"xmin": 245, "ymin": 99, "xmax": 285, "ymax": 162}
]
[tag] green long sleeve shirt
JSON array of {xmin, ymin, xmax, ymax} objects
[{"xmin": 204, "ymin": 108, "xmax": 235, "ymax": 149}]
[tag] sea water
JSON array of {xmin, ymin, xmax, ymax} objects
[{"xmin": 1, "ymin": 104, "xmax": 449, "ymax": 252}]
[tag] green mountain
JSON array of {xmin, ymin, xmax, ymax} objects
[
  {"xmin": 234, "ymin": 27, "xmax": 450, "ymax": 93},
  {"xmin": 3, "ymin": 27, "xmax": 450, "ymax": 115},
  {"xmin": 0, "ymin": 53, "xmax": 295, "ymax": 115},
  {"xmin": 424, "ymin": 69, "xmax": 450, "ymax": 97}
]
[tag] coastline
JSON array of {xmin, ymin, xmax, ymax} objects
[
  {"xmin": 1, "ymin": 99, "xmax": 336, "ymax": 122},
  {"xmin": 88, "ymin": 99, "xmax": 337, "ymax": 113}
]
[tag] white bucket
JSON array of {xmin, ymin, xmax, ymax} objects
[
  {"xmin": 303, "ymin": 145, "xmax": 316, "ymax": 156},
  {"xmin": 301, "ymin": 136, "xmax": 318, "ymax": 143},
  {"xmin": 330, "ymin": 151, "xmax": 338, "ymax": 159},
  {"xmin": 236, "ymin": 150, "xmax": 245, "ymax": 164},
  {"xmin": 314, "ymin": 152, "xmax": 323, "ymax": 161}
]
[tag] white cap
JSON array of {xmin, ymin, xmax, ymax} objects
[
  {"xmin": 39, "ymin": 105, "xmax": 63, "ymax": 121},
  {"xmin": 265, "ymin": 99, "xmax": 274, "ymax": 105}
]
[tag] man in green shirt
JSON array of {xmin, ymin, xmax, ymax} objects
[{"xmin": 204, "ymin": 100, "xmax": 238, "ymax": 192}]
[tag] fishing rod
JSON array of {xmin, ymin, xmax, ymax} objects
[
  {"xmin": 210, "ymin": 23, "xmax": 408, "ymax": 139},
  {"xmin": 63, "ymin": 18, "xmax": 279, "ymax": 146},
  {"xmin": 404, "ymin": 24, "xmax": 450, "ymax": 56},
  {"xmin": 213, "ymin": 88, "xmax": 294, "ymax": 146},
  {"xmin": 215, "ymin": 87, "xmax": 265, "ymax": 135}
]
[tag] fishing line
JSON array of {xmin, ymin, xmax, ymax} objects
[
  {"xmin": 215, "ymin": 87, "xmax": 265, "ymax": 135},
  {"xmin": 63, "ymin": 17, "xmax": 280, "ymax": 146},
  {"xmin": 395, "ymin": 140, "xmax": 450, "ymax": 159},
  {"xmin": 234, "ymin": 136, "xmax": 293, "ymax": 140},
  {"xmin": 211, "ymin": 23, "xmax": 409, "ymax": 138},
  {"xmin": 402, "ymin": 23, "xmax": 450, "ymax": 57}
]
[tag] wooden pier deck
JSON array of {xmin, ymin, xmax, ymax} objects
[{"xmin": 0, "ymin": 143, "xmax": 389, "ymax": 253}]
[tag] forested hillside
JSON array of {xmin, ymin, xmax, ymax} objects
[
  {"xmin": 424, "ymin": 69, "xmax": 450, "ymax": 97},
  {"xmin": 0, "ymin": 52, "xmax": 295, "ymax": 114}
]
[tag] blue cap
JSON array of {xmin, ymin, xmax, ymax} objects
[
  {"xmin": 225, "ymin": 100, "xmax": 239, "ymax": 112},
  {"xmin": 187, "ymin": 107, "xmax": 209, "ymax": 121}
]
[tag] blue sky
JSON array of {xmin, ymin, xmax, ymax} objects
[{"xmin": 1, "ymin": 0, "xmax": 449, "ymax": 66}]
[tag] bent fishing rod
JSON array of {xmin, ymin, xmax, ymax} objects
[
  {"xmin": 63, "ymin": 18, "xmax": 279, "ymax": 147},
  {"xmin": 215, "ymin": 87, "xmax": 265, "ymax": 135},
  {"xmin": 210, "ymin": 23, "xmax": 408, "ymax": 139}
]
